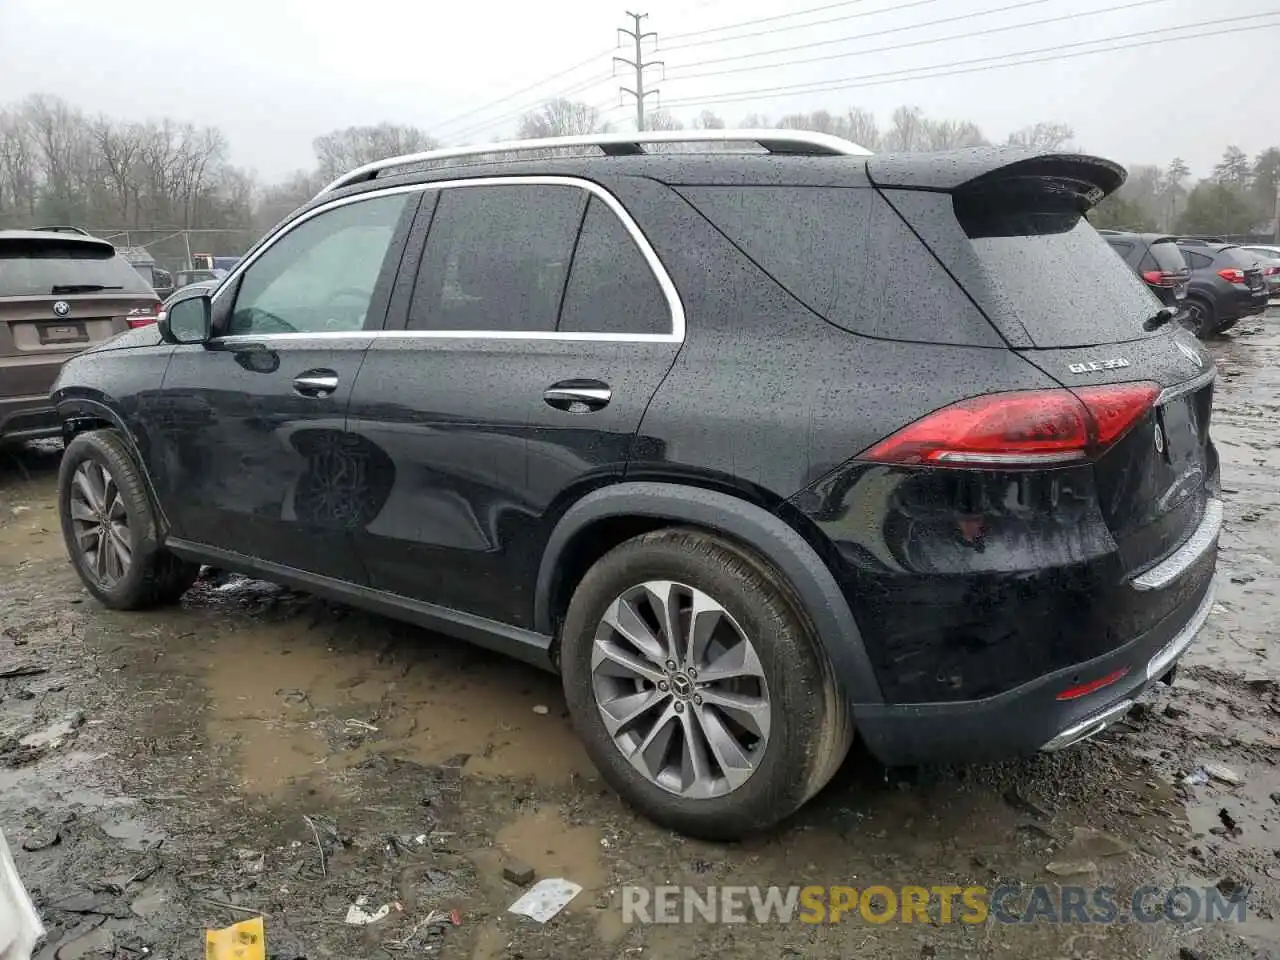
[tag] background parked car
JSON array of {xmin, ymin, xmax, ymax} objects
[
  {"xmin": 1174, "ymin": 238, "xmax": 1270, "ymax": 337},
  {"xmin": 1099, "ymin": 230, "xmax": 1190, "ymax": 319},
  {"xmin": 1239, "ymin": 244, "xmax": 1280, "ymax": 299},
  {"xmin": 0, "ymin": 230, "xmax": 161, "ymax": 444}
]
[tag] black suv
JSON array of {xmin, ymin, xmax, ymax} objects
[
  {"xmin": 1099, "ymin": 230, "xmax": 1190, "ymax": 320},
  {"xmin": 50, "ymin": 133, "xmax": 1220, "ymax": 839},
  {"xmin": 1174, "ymin": 238, "xmax": 1270, "ymax": 336}
]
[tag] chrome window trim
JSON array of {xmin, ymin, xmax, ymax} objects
[{"xmin": 209, "ymin": 176, "xmax": 684, "ymax": 345}]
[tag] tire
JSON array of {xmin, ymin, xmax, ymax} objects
[
  {"xmin": 559, "ymin": 527, "xmax": 852, "ymax": 840},
  {"xmin": 58, "ymin": 429, "xmax": 199, "ymax": 609},
  {"xmin": 1183, "ymin": 296, "xmax": 1216, "ymax": 339}
]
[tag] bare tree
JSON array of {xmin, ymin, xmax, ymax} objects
[
  {"xmin": 883, "ymin": 106, "xmax": 927, "ymax": 152},
  {"xmin": 1006, "ymin": 122, "xmax": 1075, "ymax": 151},
  {"xmin": 924, "ymin": 119, "xmax": 988, "ymax": 151},
  {"xmin": 313, "ymin": 123, "xmax": 439, "ymax": 183},
  {"xmin": 645, "ymin": 110, "xmax": 684, "ymax": 132},
  {"xmin": 516, "ymin": 100, "xmax": 610, "ymax": 139},
  {"xmin": 843, "ymin": 108, "xmax": 880, "ymax": 151},
  {"xmin": 692, "ymin": 110, "xmax": 725, "ymax": 130}
]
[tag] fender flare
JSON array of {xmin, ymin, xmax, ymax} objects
[
  {"xmin": 535, "ymin": 482, "xmax": 884, "ymax": 705},
  {"xmin": 54, "ymin": 396, "xmax": 173, "ymax": 535}
]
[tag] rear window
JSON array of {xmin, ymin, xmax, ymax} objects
[
  {"xmin": 0, "ymin": 238, "xmax": 153, "ymax": 297},
  {"xmin": 883, "ymin": 189, "xmax": 1161, "ymax": 348},
  {"xmin": 1148, "ymin": 240, "xmax": 1188, "ymax": 273},
  {"xmin": 678, "ymin": 185, "xmax": 1001, "ymax": 346},
  {"xmin": 1224, "ymin": 247, "xmax": 1261, "ymax": 268}
]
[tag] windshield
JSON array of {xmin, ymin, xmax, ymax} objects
[{"xmin": 0, "ymin": 239, "xmax": 153, "ymax": 297}]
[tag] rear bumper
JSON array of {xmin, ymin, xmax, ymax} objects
[
  {"xmin": 854, "ymin": 575, "xmax": 1216, "ymax": 765},
  {"xmin": 0, "ymin": 394, "xmax": 61, "ymax": 442}
]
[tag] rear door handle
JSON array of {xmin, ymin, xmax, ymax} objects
[
  {"xmin": 293, "ymin": 370, "xmax": 339, "ymax": 397},
  {"xmin": 543, "ymin": 380, "xmax": 611, "ymax": 413}
]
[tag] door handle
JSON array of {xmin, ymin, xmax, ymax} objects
[
  {"xmin": 543, "ymin": 380, "xmax": 611, "ymax": 413},
  {"xmin": 293, "ymin": 370, "xmax": 339, "ymax": 398}
]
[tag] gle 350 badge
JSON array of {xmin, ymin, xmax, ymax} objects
[{"xmin": 1068, "ymin": 357, "xmax": 1131, "ymax": 374}]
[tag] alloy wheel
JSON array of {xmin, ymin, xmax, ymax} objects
[
  {"xmin": 68, "ymin": 460, "xmax": 132, "ymax": 586},
  {"xmin": 590, "ymin": 580, "xmax": 772, "ymax": 799}
]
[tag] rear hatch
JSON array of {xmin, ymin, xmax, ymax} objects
[
  {"xmin": 1227, "ymin": 247, "xmax": 1268, "ymax": 296},
  {"xmin": 869, "ymin": 151, "xmax": 1216, "ymax": 615},
  {"xmin": 0, "ymin": 233, "xmax": 160, "ymax": 398}
]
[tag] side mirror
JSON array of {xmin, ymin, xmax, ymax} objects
[{"xmin": 160, "ymin": 293, "xmax": 212, "ymax": 344}]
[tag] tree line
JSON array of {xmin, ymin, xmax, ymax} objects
[{"xmin": 1, "ymin": 93, "xmax": 1274, "ymax": 262}]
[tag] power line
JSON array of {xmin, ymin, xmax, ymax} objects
[
  {"xmin": 661, "ymin": 0, "xmax": 946, "ymax": 51},
  {"xmin": 667, "ymin": 0, "xmax": 1053, "ymax": 74},
  {"xmin": 449, "ymin": 70, "xmax": 614, "ymax": 142},
  {"xmin": 432, "ymin": 45, "xmax": 616, "ymax": 136},
  {"xmin": 664, "ymin": 0, "xmax": 867, "ymax": 41},
  {"xmin": 665, "ymin": 0, "xmax": 1173, "ymax": 82},
  {"xmin": 615, "ymin": 11, "xmax": 663, "ymax": 131},
  {"xmin": 657, "ymin": 14, "xmax": 1280, "ymax": 110}
]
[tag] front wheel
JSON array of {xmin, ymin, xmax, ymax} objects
[
  {"xmin": 559, "ymin": 528, "xmax": 851, "ymax": 840},
  {"xmin": 1182, "ymin": 297, "xmax": 1215, "ymax": 339},
  {"xmin": 58, "ymin": 429, "xmax": 200, "ymax": 609}
]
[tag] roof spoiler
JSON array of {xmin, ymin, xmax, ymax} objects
[{"xmin": 867, "ymin": 148, "xmax": 1126, "ymax": 211}]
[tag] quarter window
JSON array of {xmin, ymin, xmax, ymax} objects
[
  {"xmin": 559, "ymin": 197, "xmax": 669, "ymax": 335},
  {"xmin": 409, "ymin": 184, "xmax": 586, "ymax": 333},
  {"xmin": 228, "ymin": 193, "xmax": 411, "ymax": 336}
]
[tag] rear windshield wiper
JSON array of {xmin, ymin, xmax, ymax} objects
[
  {"xmin": 50, "ymin": 283, "xmax": 123, "ymax": 294},
  {"xmin": 1143, "ymin": 307, "xmax": 1177, "ymax": 332}
]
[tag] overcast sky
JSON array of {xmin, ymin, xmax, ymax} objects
[{"xmin": 1, "ymin": 0, "xmax": 1276, "ymax": 182}]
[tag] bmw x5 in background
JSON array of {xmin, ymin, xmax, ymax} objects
[
  {"xmin": 0, "ymin": 229, "xmax": 162, "ymax": 444},
  {"xmin": 49, "ymin": 132, "xmax": 1221, "ymax": 839}
]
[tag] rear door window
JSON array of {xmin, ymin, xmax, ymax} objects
[
  {"xmin": 410, "ymin": 184, "xmax": 586, "ymax": 333},
  {"xmin": 885, "ymin": 189, "xmax": 1160, "ymax": 348},
  {"xmin": 1182, "ymin": 250, "xmax": 1213, "ymax": 270},
  {"xmin": 679, "ymin": 185, "xmax": 1000, "ymax": 346},
  {"xmin": 0, "ymin": 237, "xmax": 153, "ymax": 297}
]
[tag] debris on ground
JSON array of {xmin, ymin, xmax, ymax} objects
[
  {"xmin": 508, "ymin": 878, "xmax": 582, "ymax": 923},
  {"xmin": 502, "ymin": 860, "xmax": 536, "ymax": 887},
  {"xmin": 0, "ymin": 830, "xmax": 44, "ymax": 960},
  {"xmin": 1183, "ymin": 768, "xmax": 1210, "ymax": 787},
  {"xmin": 1044, "ymin": 860, "xmax": 1097, "ymax": 878},
  {"xmin": 344, "ymin": 896, "xmax": 391, "ymax": 925},
  {"xmin": 1201, "ymin": 762, "xmax": 1243, "ymax": 786},
  {"xmin": 0, "ymin": 663, "xmax": 47, "ymax": 680},
  {"xmin": 205, "ymin": 916, "xmax": 266, "ymax": 960},
  {"xmin": 531, "ymin": 705, "xmax": 549, "ymax": 715}
]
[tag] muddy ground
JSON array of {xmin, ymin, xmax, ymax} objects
[{"xmin": 1, "ymin": 314, "xmax": 1279, "ymax": 960}]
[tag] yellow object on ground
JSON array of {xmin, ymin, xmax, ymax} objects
[{"xmin": 205, "ymin": 916, "xmax": 265, "ymax": 960}]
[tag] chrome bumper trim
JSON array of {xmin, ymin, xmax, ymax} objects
[
  {"xmin": 1132, "ymin": 498, "xmax": 1223, "ymax": 591},
  {"xmin": 1041, "ymin": 699, "xmax": 1135, "ymax": 752},
  {"xmin": 1145, "ymin": 577, "xmax": 1217, "ymax": 682}
]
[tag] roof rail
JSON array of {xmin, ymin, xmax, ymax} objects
[{"xmin": 316, "ymin": 128, "xmax": 871, "ymax": 196}]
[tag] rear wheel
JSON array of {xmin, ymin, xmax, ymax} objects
[
  {"xmin": 559, "ymin": 528, "xmax": 851, "ymax": 840},
  {"xmin": 58, "ymin": 429, "xmax": 199, "ymax": 609},
  {"xmin": 1183, "ymin": 296, "xmax": 1216, "ymax": 339}
]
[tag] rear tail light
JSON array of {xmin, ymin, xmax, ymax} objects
[
  {"xmin": 126, "ymin": 303, "xmax": 162, "ymax": 328},
  {"xmin": 1142, "ymin": 270, "xmax": 1181, "ymax": 288},
  {"xmin": 861, "ymin": 383, "xmax": 1161, "ymax": 468},
  {"xmin": 1218, "ymin": 268, "xmax": 1246, "ymax": 284},
  {"xmin": 1264, "ymin": 265, "xmax": 1280, "ymax": 277}
]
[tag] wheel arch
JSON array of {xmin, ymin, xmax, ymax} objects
[
  {"xmin": 55, "ymin": 396, "xmax": 173, "ymax": 537},
  {"xmin": 535, "ymin": 481, "xmax": 884, "ymax": 705}
]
